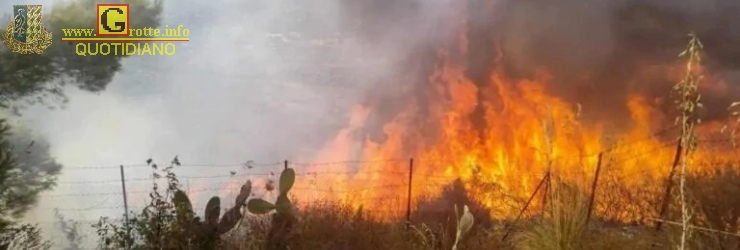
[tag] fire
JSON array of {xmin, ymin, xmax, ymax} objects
[
  {"xmin": 284, "ymin": 30, "xmax": 740, "ymax": 222},
  {"xmin": 146, "ymin": 3, "xmax": 740, "ymax": 228}
]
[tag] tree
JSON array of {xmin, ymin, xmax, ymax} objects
[
  {"xmin": 0, "ymin": 0, "xmax": 163, "ymax": 223},
  {"xmin": 0, "ymin": 0, "xmax": 163, "ymax": 112},
  {"xmin": 0, "ymin": 0, "xmax": 163, "ymax": 246},
  {"xmin": 0, "ymin": 224, "xmax": 51, "ymax": 250},
  {"xmin": 0, "ymin": 119, "xmax": 57, "ymax": 250},
  {"xmin": 0, "ymin": 119, "xmax": 62, "ymax": 227}
]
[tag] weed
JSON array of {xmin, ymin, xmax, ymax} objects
[{"xmin": 93, "ymin": 157, "xmax": 252, "ymax": 250}]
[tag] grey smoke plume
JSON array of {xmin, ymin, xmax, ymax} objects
[
  {"xmin": 489, "ymin": 0, "xmax": 740, "ymax": 122},
  {"xmin": 340, "ymin": 0, "xmax": 740, "ymax": 143}
]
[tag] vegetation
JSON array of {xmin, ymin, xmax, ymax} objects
[
  {"xmin": 673, "ymin": 32, "xmax": 703, "ymax": 250},
  {"xmin": 54, "ymin": 209, "xmax": 85, "ymax": 250},
  {"xmin": 0, "ymin": 224, "xmax": 51, "ymax": 250},
  {"xmin": 245, "ymin": 167, "xmax": 297, "ymax": 250},
  {"xmin": 0, "ymin": 2, "xmax": 738, "ymax": 248},
  {"xmin": 81, "ymin": 162, "xmax": 740, "ymax": 250},
  {"xmin": 73, "ymin": 33, "xmax": 740, "ymax": 250},
  {"xmin": 0, "ymin": 119, "xmax": 61, "ymax": 249},
  {"xmin": 0, "ymin": 120, "xmax": 61, "ymax": 227},
  {"xmin": 0, "ymin": 0, "xmax": 162, "ymax": 247},
  {"xmin": 0, "ymin": 0, "xmax": 163, "ymax": 221},
  {"xmin": 92, "ymin": 157, "xmax": 245, "ymax": 250},
  {"xmin": 0, "ymin": 0, "xmax": 162, "ymax": 112}
]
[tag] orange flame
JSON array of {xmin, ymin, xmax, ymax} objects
[
  {"xmin": 284, "ymin": 20, "xmax": 739, "ymax": 223},
  {"xmin": 197, "ymin": 2, "xmax": 739, "ymax": 222}
]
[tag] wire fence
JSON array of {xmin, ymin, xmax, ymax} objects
[
  {"xmin": 22, "ymin": 129, "xmax": 740, "ymax": 249},
  {"xmin": 41, "ymin": 134, "xmax": 738, "ymax": 213}
]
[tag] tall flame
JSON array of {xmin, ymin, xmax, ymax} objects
[{"xmin": 286, "ymin": 17, "xmax": 740, "ymax": 223}]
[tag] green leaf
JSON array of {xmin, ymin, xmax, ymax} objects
[
  {"xmin": 217, "ymin": 207, "xmax": 242, "ymax": 234},
  {"xmin": 204, "ymin": 197, "xmax": 221, "ymax": 226},
  {"xmin": 235, "ymin": 180, "xmax": 252, "ymax": 207},
  {"xmin": 172, "ymin": 190, "xmax": 193, "ymax": 214},
  {"xmin": 279, "ymin": 168, "xmax": 296, "ymax": 194},
  {"xmin": 275, "ymin": 193, "xmax": 292, "ymax": 214},
  {"xmin": 247, "ymin": 199, "xmax": 276, "ymax": 214}
]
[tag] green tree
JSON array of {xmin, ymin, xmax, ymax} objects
[
  {"xmin": 0, "ymin": 0, "xmax": 162, "ymax": 223},
  {"xmin": 0, "ymin": 120, "xmax": 63, "ymax": 227},
  {"xmin": 0, "ymin": 0, "xmax": 163, "ymax": 112},
  {"xmin": 0, "ymin": 0, "xmax": 162, "ymax": 226},
  {"xmin": 1, "ymin": 121, "xmax": 62, "ymax": 223},
  {"xmin": 0, "ymin": 0, "xmax": 162, "ymax": 245},
  {"xmin": 0, "ymin": 119, "xmax": 58, "ymax": 250},
  {"xmin": 0, "ymin": 224, "xmax": 50, "ymax": 250}
]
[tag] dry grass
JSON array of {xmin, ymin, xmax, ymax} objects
[
  {"xmin": 87, "ymin": 38, "xmax": 739, "ymax": 249},
  {"xmin": 213, "ymin": 170, "xmax": 740, "ymax": 250},
  {"xmin": 512, "ymin": 182, "xmax": 590, "ymax": 250},
  {"xmin": 83, "ymin": 159, "xmax": 740, "ymax": 250},
  {"xmin": 222, "ymin": 200, "xmax": 510, "ymax": 250}
]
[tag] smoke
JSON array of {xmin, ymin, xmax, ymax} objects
[
  {"xmin": 340, "ymin": 0, "xmax": 740, "ymax": 143},
  {"xmin": 488, "ymin": 0, "xmax": 740, "ymax": 123},
  {"xmin": 7, "ymin": 0, "xmax": 739, "ymax": 246},
  {"xmin": 14, "ymin": 0, "xmax": 460, "ymax": 246}
]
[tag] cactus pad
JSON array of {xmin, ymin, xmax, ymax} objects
[
  {"xmin": 275, "ymin": 194, "xmax": 292, "ymax": 214},
  {"xmin": 279, "ymin": 168, "xmax": 295, "ymax": 194},
  {"xmin": 173, "ymin": 190, "xmax": 194, "ymax": 214},
  {"xmin": 247, "ymin": 198, "xmax": 277, "ymax": 214},
  {"xmin": 235, "ymin": 180, "xmax": 252, "ymax": 206},
  {"xmin": 170, "ymin": 179, "xmax": 252, "ymax": 241},
  {"xmin": 217, "ymin": 207, "xmax": 242, "ymax": 234},
  {"xmin": 205, "ymin": 197, "xmax": 221, "ymax": 226}
]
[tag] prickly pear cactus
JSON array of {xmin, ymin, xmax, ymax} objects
[
  {"xmin": 247, "ymin": 168, "xmax": 295, "ymax": 215},
  {"xmin": 173, "ymin": 189, "xmax": 194, "ymax": 215},
  {"xmin": 172, "ymin": 180, "xmax": 252, "ymax": 236},
  {"xmin": 246, "ymin": 168, "xmax": 297, "ymax": 250}
]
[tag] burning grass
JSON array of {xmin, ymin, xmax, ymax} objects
[
  {"xmin": 84, "ymin": 154, "xmax": 740, "ymax": 250},
  {"xmin": 76, "ymin": 29, "xmax": 740, "ymax": 250},
  {"xmin": 215, "ymin": 168, "xmax": 740, "ymax": 250}
]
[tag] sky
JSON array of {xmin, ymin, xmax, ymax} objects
[
  {"xmin": 8, "ymin": 0, "xmax": 739, "ymax": 248},
  {"xmin": 5, "ymin": 0, "xmax": 406, "ymax": 247}
]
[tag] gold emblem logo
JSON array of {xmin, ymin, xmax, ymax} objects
[{"xmin": 2, "ymin": 5, "xmax": 53, "ymax": 54}]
